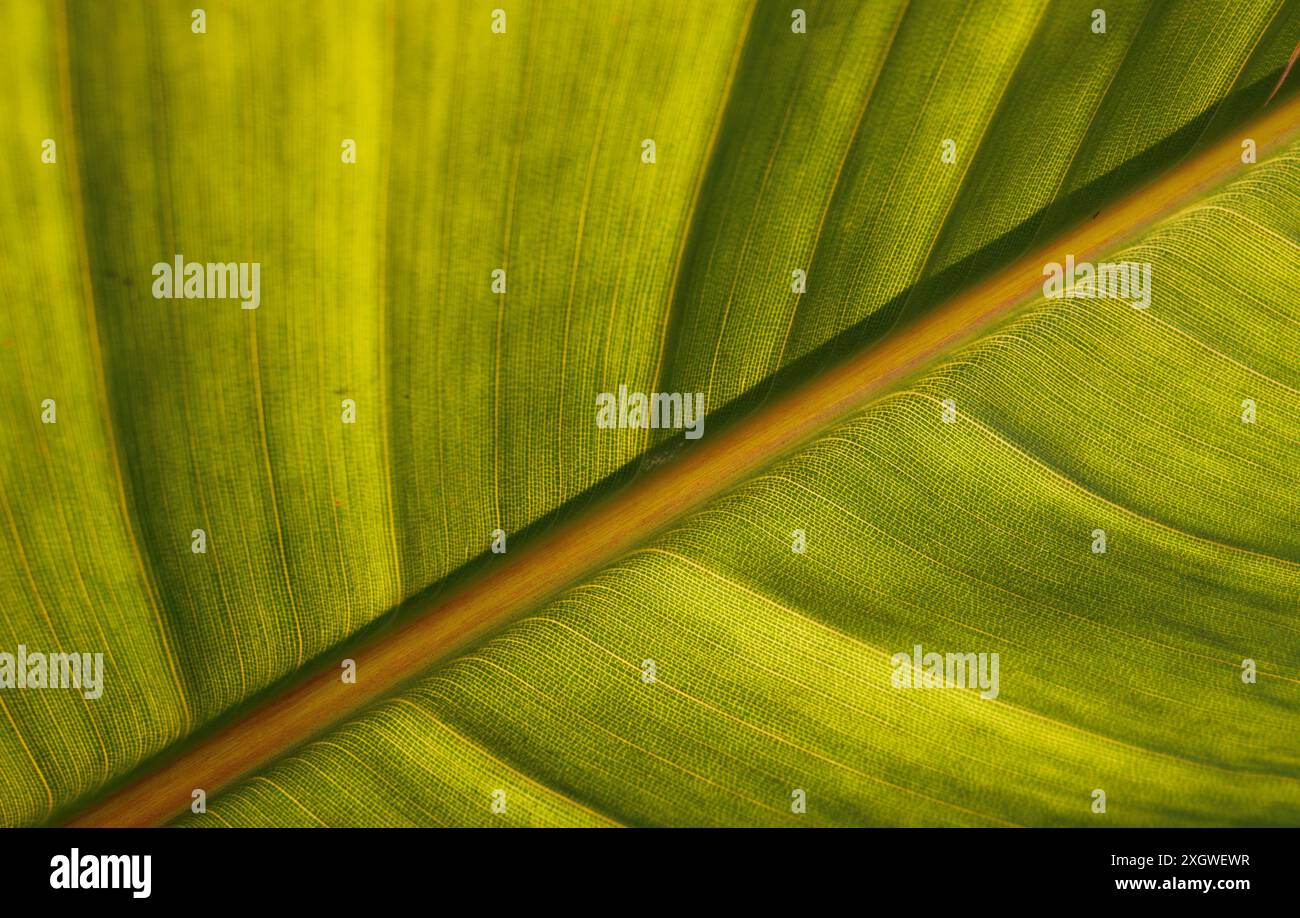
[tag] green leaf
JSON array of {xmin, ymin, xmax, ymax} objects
[{"xmin": 0, "ymin": 0, "xmax": 1297, "ymax": 827}]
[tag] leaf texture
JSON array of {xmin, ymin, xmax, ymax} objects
[{"xmin": 0, "ymin": 0, "xmax": 1296, "ymax": 827}]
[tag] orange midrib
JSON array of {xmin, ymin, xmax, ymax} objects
[{"xmin": 63, "ymin": 93, "xmax": 1300, "ymax": 827}]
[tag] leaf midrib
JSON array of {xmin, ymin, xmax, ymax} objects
[{"xmin": 55, "ymin": 91, "xmax": 1300, "ymax": 828}]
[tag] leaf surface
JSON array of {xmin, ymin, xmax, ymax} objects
[{"xmin": 0, "ymin": 0, "xmax": 1296, "ymax": 827}]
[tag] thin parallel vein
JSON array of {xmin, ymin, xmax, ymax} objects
[
  {"xmin": 1266, "ymin": 37, "xmax": 1300, "ymax": 103},
  {"xmin": 865, "ymin": 0, "xmax": 970, "ymax": 223},
  {"xmin": 48, "ymin": 499, "xmax": 113, "ymax": 777},
  {"xmin": 1182, "ymin": 0, "xmax": 1283, "ymax": 152},
  {"xmin": 184, "ymin": 394, "xmax": 250, "ymax": 696},
  {"xmin": 247, "ymin": 319, "xmax": 304, "ymax": 665},
  {"xmin": 723, "ymin": 473, "xmax": 1300, "ymax": 676},
  {"xmin": 0, "ymin": 494, "xmax": 67, "ymax": 819},
  {"xmin": 1130, "ymin": 243, "xmax": 1300, "ymax": 334},
  {"xmin": 650, "ymin": 525, "xmax": 1298, "ymax": 698},
  {"xmin": 572, "ymin": 631, "xmax": 1019, "ymax": 826},
  {"xmin": 635, "ymin": 548, "xmax": 1300, "ymax": 779},
  {"xmin": 492, "ymin": 12, "xmax": 541, "ymax": 531},
  {"xmin": 689, "ymin": 498, "xmax": 1300, "ymax": 748},
  {"xmin": 0, "ymin": 693, "xmax": 53, "ymax": 817},
  {"xmin": 698, "ymin": 488, "xmax": 1300, "ymax": 714},
  {"xmin": 596, "ymin": 202, "xmax": 634, "ymax": 415},
  {"xmin": 317, "ymin": 366, "xmax": 353, "ymax": 634},
  {"xmin": 374, "ymin": 0, "xmax": 404, "ymax": 600},
  {"xmin": 440, "ymin": 657, "xmax": 788, "ymax": 821},
  {"xmin": 52, "ymin": 0, "xmax": 191, "ymax": 728},
  {"xmin": 204, "ymin": 807, "xmax": 234, "ymax": 828},
  {"xmin": 1164, "ymin": 203, "xmax": 1300, "ymax": 252},
  {"xmin": 432, "ymin": 30, "xmax": 466, "ymax": 576},
  {"xmin": 416, "ymin": 676, "xmax": 693, "ymax": 823},
  {"xmin": 291, "ymin": 755, "xmax": 389, "ymax": 824},
  {"xmin": 532, "ymin": 610, "xmax": 1057, "ymax": 799},
  {"xmin": 518, "ymin": 613, "xmax": 898, "ymax": 804},
  {"xmin": 904, "ymin": 390, "xmax": 1300, "ymax": 572},
  {"xmin": 890, "ymin": 0, "xmax": 1049, "ymax": 333},
  {"xmin": 1149, "ymin": 305, "xmax": 1300, "ymax": 377},
  {"xmin": 703, "ymin": 86, "xmax": 800, "ymax": 399},
  {"xmin": 967, "ymin": 322, "xmax": 1295, "ymax": 478},
  {"xmin": 1020, "ymin": 1, "xmax": 1154, "ymax": 254},
  {"xmin": 504, "ymin": 622, "xmax": 842, "ymax": 802},
  {"xmin": 769, "ymin": 0, "xmax": 912, "ymax": 375},
  {"xmin": 309, "ymin": 18, "xmax": 355, "ymax": 636},
  {"xmin": 7, "ymin": 363, "xmax": 118, "ymax": 779},
  {"xmin": 649, "ymin": 0, "xmax": 759, "ymax": 390},
  {"xmin": 247, "ymin": 776, "xmax": 327, "ymax": 827},
  {"xmin": 177, "ymin": 321, "xmax": 253, "ymax": 688},
  {"xmin": 1133, "ymin": 269, "xmax": 1300, "ymax": 341},
  {"xmin": 149, "ymin": 18, "xmax": 258, "ymax": 692},
  {"xmin": 308, "ymin": 738, "xmax": 442, "ymax": 824},
  {"xmin": 555, "ymin": 31, "xmax": 619, "ymax": 498},
  {"xmin": 823, "ymin": 0, "xmax": 976, "ymax": 343},
  {"xmin": 787, "ymin": 422, "xmax": 1300, "ymax": 649},
  {"xmin": 1140, "ymin": 311, "xmax": 1300, "ymax": 398},
  {"xmin": 238, "ymin": 13, "xmax": 304, "ymax": 666},
  {"xmin": 389, "ymin": 697, "xmax": 622, "ymax": 826}
]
